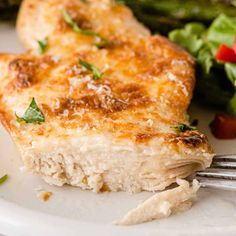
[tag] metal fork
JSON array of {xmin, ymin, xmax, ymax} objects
[{"xmin": 195, "ymin": 154, "xmax": 236, "ymax": 191}]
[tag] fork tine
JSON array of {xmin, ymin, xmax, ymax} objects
[
  {"xmin": 196, "ymin": 176, "xmax": 236, "ymax": 191},
  {"xmin": 211, "ymin": 161, "xmax": 236, "ymax": 168},
  {"xmin": 196, "ymin": 168, "xmax": 236, "ymax": 179},
  {"xmin": 195, "ymin": 154, "xmax": 236, "ymax": 191},
  {"xmin": 212, "ymin": 154, "xmax": 236, "ymax": 168},
  {"xmin": 213, "ymin": 154, "xmax": 236, "ymax": 161}
]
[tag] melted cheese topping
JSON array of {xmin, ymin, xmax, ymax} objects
[{"xmin": 0, "ymin": 35, "xmax": 208, "ymax": 148}]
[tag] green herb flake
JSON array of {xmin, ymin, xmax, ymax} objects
[
  {"xmin": 172, "ymin": 123, "xmax": 197, "ymax": 132},
  {"xmin": 94, "ymin": 37, "xmax": 113, "ymax": 49},
  {"xmin": 16, "ymin": 98, "xmax": 45, "ymax": 124},
  {"xmin": 0, "ymin": 174, "xmax": 8, "ymax": 185},
  {"xmin": 61, "ymin": 8, "xmax": 112, "ymax": 47},
  {"xmin": 79, "ymin": 60, "xmax": 103, "ymax": 80},
  {"xmin": 38, "ymin": 38, "xmax": 48, "ymax": 54},
  {"xmin": 62, "ymin": 8, "xmax": 97, "ymax": 36}
]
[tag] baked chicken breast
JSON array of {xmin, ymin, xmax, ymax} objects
[
  {"xmin": 0, "ymin": 0, "xmax": 214, "ymax": 193},
  {"xmin": 17, "ymin": 0, "xmax": 150, "ymax": 55}
]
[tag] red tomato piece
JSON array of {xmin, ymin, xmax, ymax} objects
[
  {"xmin": 233, "ymin": 43, "xmax": 236, "ymax": 54},
  {"xmin": 215, "ymin": 44, "xmax": 236, "ymax": 64},
  {"xmin": 210, "ymin": 113, "xmax": 236, "ymax": 139}
]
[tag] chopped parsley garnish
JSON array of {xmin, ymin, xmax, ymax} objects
[
  {"xmin": 16, "ymin": 98, "xmax": 45, "ymax": 124},
  {"xmin": 79, "ymin": 59, "xmax": 103, "ymax": 80},
  {"xmin": 0, "ymin": 174, "xmax": 8, "ymax": 185},
  {"xmin": 62, "ymin": 8, "xmax": 98, "ymax": 36},
  {"xmin": 172, "ymin": 123, "xmax": 197, "ymax": 132},
  {"xmin": 62, "ymin": 8, "xmax": 112, "ymax": 48},
  {"xmin": 94, "ymin": 37, "xmax": 113, "ymax": 49},
  {"xmin": 38, "ymin": 38, "xmax": 48, "ymax": 54}
]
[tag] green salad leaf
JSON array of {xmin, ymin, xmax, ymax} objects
[
  {"xmin": 16, "ymin": 98, "xmax": 45, "ymax": 124},
  {"xmin": 169, "ymin": 14, "xmax": 236, "ymax": 116},
  {"xmin": 227, "ymin": 93, "xmax": 236, "ymax": 115},
  {"xmin": 197, "ymin": 45, "xmax": 214, "ymax": 75},
  {"xmin": 184, "ymin": 23, "xmax": 206, "ymax": 36},
  {"xmin": 207, "ymin": 14, "xmax": 236, "ymax": 47},
  {"xmin": 225, "ymin": 63, "xmax": 236, "ymax": 87},
  {"xmin": 169, "ymin": 14, "xmax": 236, "ymax": 73},
  {"xmin": 169, "ymin": 23, "xmax": 205, "ymax": 56}
]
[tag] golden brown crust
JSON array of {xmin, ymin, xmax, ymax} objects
[
  {"xmin": 0, "ymin": 106, "xmax": 12, "ymax": 133},
  {"xmin": 168, "ymin": 131, "xmax": 210, "ymax": 148},
  {"xmin": 8, "ymin": 58, "xmax": 37, "ymax": 89},
  {"xmin": 57, "ymin": 2, "xmax": 93, "ymax": 32},
  {"xmin": 135, "ymin": 131, "xmax": 211, "ymax": 150},
  {"xmin": 17, "ymin": 0, "xmax": 150, "ymax": 54},
  {"xmin": 2, "ymin": 0, "xmax": 205, "ymax": 151},
  {"xmin": 0, "ymin": 34, "xmax": 198, "ymax": 146}
]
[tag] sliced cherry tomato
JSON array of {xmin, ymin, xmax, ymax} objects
[
  {"xmin": 215, "ymin": 44, "xmax": 236, "ymax": 64},
  {"xmin": 210, "ymin": 113, "xmax": 236, "ymax": 139}
]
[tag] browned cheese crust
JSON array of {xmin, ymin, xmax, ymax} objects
[{"xmin": 0, "ymin": 36, "xmax": 200, "ymax": 145}]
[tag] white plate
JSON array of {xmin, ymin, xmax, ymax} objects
[{"xmin": 0, "ymin": 22, "xmax": 236, "ymax": 236}]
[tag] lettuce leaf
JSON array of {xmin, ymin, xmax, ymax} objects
[
  {"xmin": 207, "ymin": 14, "xmax": 236, "ymax": 47},
  {"xmin": 227, "ymin": 93, "xmax": 236, "ymax": 116},
  {"xmin": 169, "ymin": 14, "xmax": 236, "ymax": 74},
  {"xmin": 225, "ymin": 63, "xmax": 236, "ymax": 87},
  {"xmin": 197, "ymin": 45, "xmax": 214, "ymax": 74},
  {"xmin": 168, "ymin": 23, "xmax": 205, "ymax": 56},
  {"xmin": 169, "ymin": 14, "xmax": 236, "ymax": 113},
  {"xmin": 226, "ymin": 63, "xmax": 236, "ymax": 116}
]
